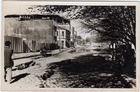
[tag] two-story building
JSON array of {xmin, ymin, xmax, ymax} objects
[
  {"xmin": 56, "ymin": 26, "xmax": 71, "ymax": 48},
  {"xmin": 4, "ymin": 14, "xmax": 71, "ymax": 52}
]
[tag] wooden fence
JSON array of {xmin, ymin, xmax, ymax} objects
[
  {"xmin": 5, "ymin": 36, "xmax": 57, "ymax": 53},
  {"xmin": 5, "ymin": 36, "xmax": 23, "ymax": 53}
]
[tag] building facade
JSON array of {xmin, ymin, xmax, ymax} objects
[
  {"xmin": 56, "ymin": 26, "xmax": 71, "ymax": 48},
  {"xmin": 4, "ymin": 14, "xmax": 71, "ymax": 52},
  {"xmin": 70, "ymin": 27, "xmax": 77, "ymax": 47}
]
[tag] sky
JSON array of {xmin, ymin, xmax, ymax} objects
[{"xmin": 3, "ymin": 2, "xmax": 32, "ymax": 16}]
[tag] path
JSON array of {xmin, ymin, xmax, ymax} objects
[
  {"xmin": 2, "ymin": 46, "xmax": 136, "ymax": 89},
  {"xmin": 2, "ymin": 48, "xmax": 77, "ymax": 89}
]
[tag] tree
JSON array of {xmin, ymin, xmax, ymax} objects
[
  {"xmin": 27, "ymin": 5, "xmax": 84, "ymax": 19},
  {"xmin": 80, "ymin": 6, "xmax": 136, "ymax": 49},
  {"xmin": 77, "ymin": 36, "xmax": 82, "ymax": 39},
  {"xmin": 85, "ymin": 37, "xmax": 91, "ymax": 42},
  {"xmin": 27, "ymin": 6, "xmax": 136, "ymax": 49}
]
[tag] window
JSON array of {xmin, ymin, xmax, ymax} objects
[
  {"xmin": 54, "ymin": 26, "xmax": 57, "ymax": 31},
  {"xmin": 54, "ymin": 36, "xmax": 57, "ymax": 41},
  {"xmin": 62, "ymin": 31, "xmax": 64, "ymax": 37},
  {"xmin": 42, "ymin": 17, "xmax": 50, "ymax": 20},
  {"xmin": 57, "ymin": 31, "xmax": 58, "ymax": 36}
]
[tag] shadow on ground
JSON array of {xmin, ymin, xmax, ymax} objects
[
  {"xmin": 11, "ymin": 73, "xmax": 29, "ymax": 84},
  {"xmin": 42, "ymin": 54, "xmax": 135, "ymax": 88}
]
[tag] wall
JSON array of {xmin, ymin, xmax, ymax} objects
[
  {"xmin": 70, "ymin": 27, "xmax": 74, "ymax": 42},
  {"xmin": 66, "ymin": 30, "xmax": 71, "ymax": 47},
  {"xmin": 5, "ymin": 17, "xmax": 55, "ymax": 51},
  {"xmin": 56, "ymin": 28, "xmax": 66, "ymax": 48},
  {"xmin": 57, "ymin": 28, "xmax": 71, "ymax": 48}
]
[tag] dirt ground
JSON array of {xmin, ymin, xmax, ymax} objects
[
  {"xmin": 4, "ymin": 46, "xmax": 136, "ymax": 89},
  {"xmin": 39, "ymin": 54, "xmax": 135, "ymax": 88}
]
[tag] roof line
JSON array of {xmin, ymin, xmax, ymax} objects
[{"xmin": 5, "ymin": 14, "xmax": 70, "ymax": 21}]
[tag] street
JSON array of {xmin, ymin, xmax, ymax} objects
[
  {"xmin": 2, "ymin": 4, "xmax": 137, "ymax": 91},
  {"xmin": 4, "ymin": 45, "xmax": 136, "ymax": 88}
]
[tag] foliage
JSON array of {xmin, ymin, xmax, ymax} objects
[
  {"xmin": 27, "ymin": 5, "xmax": 83, "ymax": 19},
  {"xmin": 81, "ymin": 6, "xmax": 136, "ymax": 48},
  {"xmin": 27, "ymin": 5, "xmax": 136, "ymax": 48},
  {"xmin": 77, "ymin": 36, "xmax": 82, "ymax": 39},
  {"xmin": 85, "ymin": 37, "xmax": 91, "ymax": 42}
]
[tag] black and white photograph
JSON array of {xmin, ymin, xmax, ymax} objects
[{"xmin": 1, "ymin": 1, "xmax": 139, "ymax": 91}]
